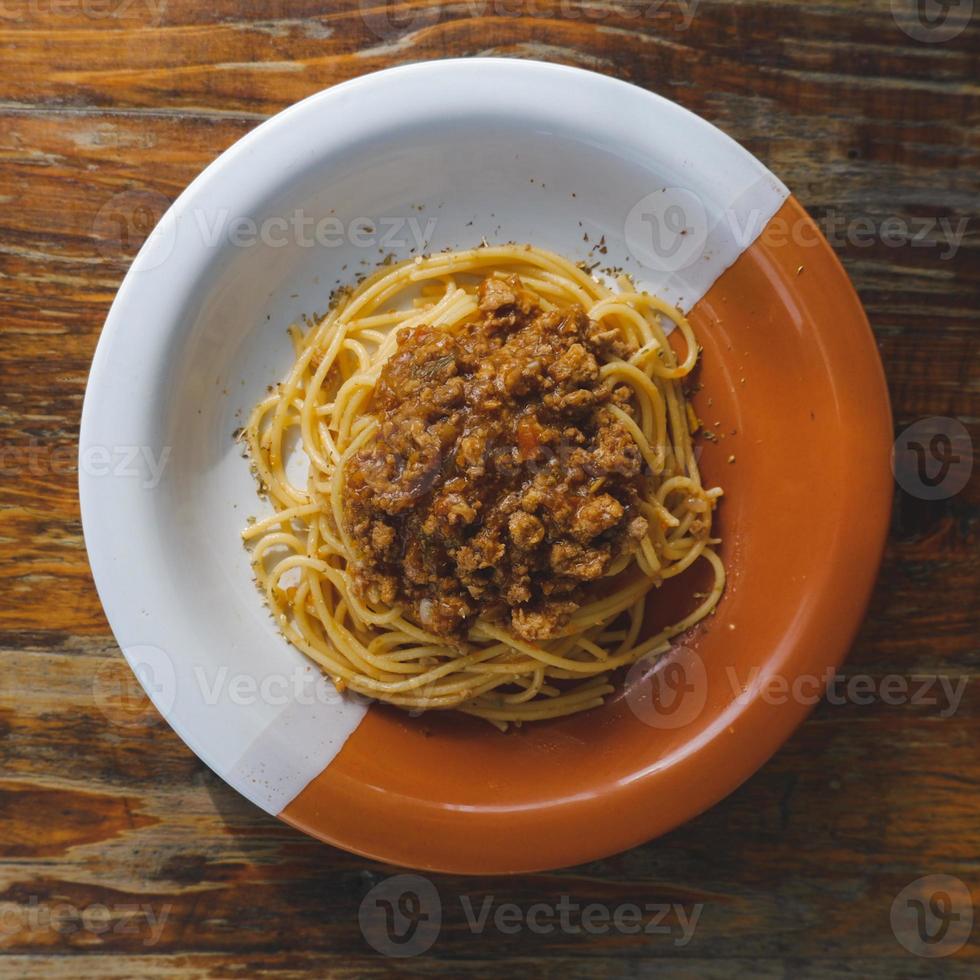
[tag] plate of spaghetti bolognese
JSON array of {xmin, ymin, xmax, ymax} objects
[{"xmin": 80, "ymin": 59, "xmax": 891, "ymax": 873}]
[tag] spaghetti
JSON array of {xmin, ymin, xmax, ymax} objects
[{"xmin": 243, "ymin": 244, "xmax": 724, "ymax": 728}]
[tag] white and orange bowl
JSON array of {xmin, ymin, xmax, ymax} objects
[{"xmin": 80, "ymin": 58, "xmax": 892, "ymax": 873}]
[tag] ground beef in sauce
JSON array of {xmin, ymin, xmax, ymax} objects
[{"xmin": 344, "ymin": 275, "xmax": 650, "ymax": 641}]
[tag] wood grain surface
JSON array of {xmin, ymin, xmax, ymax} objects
[{"xmin": 1, "ymin": 1, "xmax": 977, "ymax": 976}]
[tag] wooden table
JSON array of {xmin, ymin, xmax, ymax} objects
[{"xmin": 1, "ymin": 2, "xmax": 977, "ymax": 976}]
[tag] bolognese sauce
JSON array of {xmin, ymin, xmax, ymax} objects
[{"xmin": 344, "ymin": 275, "xmax": 650, "ymax": 641}]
